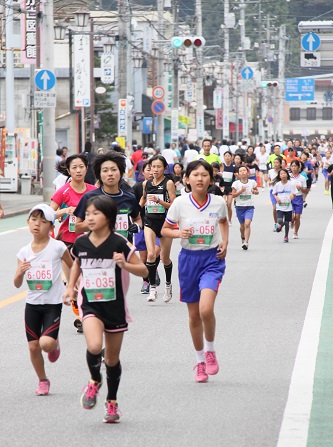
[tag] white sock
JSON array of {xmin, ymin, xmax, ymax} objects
[
  {"xmin": 204, "ymin": 340, "xmax": 215, "ymax": 352},
  {"xmin": 195, "ymin": 349, "xmax": 205, "ymax": 363}
]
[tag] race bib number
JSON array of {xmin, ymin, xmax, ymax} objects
[
  {"xmin": 68, "ymin": 215, "xmax": 76, "ymax": 232},
  {"xmin": 279, "ymin": 193, "xmax": 290, "ymax": 208},
  {"xmin": 239, "ymin": 194, "xmax": 251, "ymax": 201},
  {"xmin": 222, "ymin": 171, "xmax": 233, "ymax": 182},
  {"xmin": 115, "ymin": 214, "xmax": 129, "ymax": 237},
  {"xmin": 147, "ymin": 194, "xmax": 164, "ymax": 213},
  {"xmin": 26, "ymin": 262, "xmax": 53, "ymax": 291},
  {"xmin": 187, "ymin": 218, "xmax": 217, "ymax": 246},
  {"xmin": 83, "ymin": 266, "xmax": 116, "ymax": 302}
]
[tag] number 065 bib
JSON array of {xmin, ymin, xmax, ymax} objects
[
  {"xmin": 26, "ymin": 262, "xmax": 53, "ymax": 291},
  {"xmin": 82, "ymin": 267, "xmax": 116, "ymax": 302}
]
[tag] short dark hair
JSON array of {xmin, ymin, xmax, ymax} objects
[
  {"xmin": 150, "ymin": 155, "xmax": 168, "ymax": 168},
  {"xmin": 185, "ymin": 160, "xmax": 213, "ymax": 182},
  {"xmin": 85, "ymin": 195, "xmax": 118, "ymax": 232},
  {"xmin": 92, "ymin": 151, "xmax": 126, "ymax": 183}
]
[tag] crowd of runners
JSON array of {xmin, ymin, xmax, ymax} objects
[{"xmin": 11, "ymin": 135, "xmax": 333, "ymax": 423}]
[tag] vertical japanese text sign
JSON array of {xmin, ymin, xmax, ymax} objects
[
  {"xmin": 74, "ymin": 35, "xmax": 91, "ymax": 107},
  {"xmin": 21, "ymin": 0, "xmax": 37, "ymax": 64}
]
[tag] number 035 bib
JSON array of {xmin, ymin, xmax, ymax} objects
[{"xmin": 82, "ymin": 265, "xmax": 116, "ymax": 302}]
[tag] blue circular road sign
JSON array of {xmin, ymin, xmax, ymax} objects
[
  {"xmin": 241, "ymin": 67, "xmax": 254, "ymax": 80},
  {"xmin": 151, "ymin": 100, "xmax": 165, "ymax": 115},
  {"xmin": 35, "ymin": 70, "xmax": 56, "ymax": 91},
  {"xmin": 301, "ymin": 33, "xmax": 321, "ymax": 52}
]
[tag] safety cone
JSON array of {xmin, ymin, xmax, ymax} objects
[{"xmin": 256, "ymin": 174, "xmax": 261, "ymax": 188}]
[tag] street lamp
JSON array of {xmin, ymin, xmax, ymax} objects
[
  {"xmin": 54, "ymin": 22, "xmax": 67, "ymax": 41},
  {"xmin": 103, "ymin": 38, "xmax": 115, "ymax": 54},
  {"xmin": 74, "ymin": 9, "xmax": 90, "ymax": 28}
]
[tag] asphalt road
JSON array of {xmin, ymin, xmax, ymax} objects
[{"xmin": 0, "ymin": 180, "xmax": 332, "ymax": 447}]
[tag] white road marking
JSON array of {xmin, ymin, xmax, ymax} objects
[
  {"xmin": 277, "ymin": 214, "xmax": 333, "ymax": 446},
  {"xmin": 0, "ymin": 226, "xmax": 28, "ymax": 236}
]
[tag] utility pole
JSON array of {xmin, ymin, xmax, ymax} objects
[
  {"xmin": 42, "ymin": 0, "xmax": 55, "ymax": 202},
  {"xmin": 118, "ymin": 1, "xmax": 127, "ymax": 100},
  {"xmin": 126, "ymin": 7, "xmax": 133, "ymax": 150},
  {"xmin": 278, "ymin": 25, "xmax": 286, "ymax": 141},
  {"xmin": 5, "ymin": 0, "xmax": 15, "ymax": 135},
  {"xmin": 223, "ymin": 0, "xmax": 230, "ymax": 141},
  {"xmin": 171, "ymin": 0, "xmax": 179, "ymax": 143},
  {"xmin": 196, "ymin": 0, "xmax": 204, "ymax": 142},
  {"xmin": 89, "ymin": 21, "xmax": 95, "ymax": 149},
  {"xmin": 157, "ymin": 0, "xmax": 165, "ymax": 149},
  {"xmin": 239, "ymin": 0, "xmax": 247, "ymax": 141}
]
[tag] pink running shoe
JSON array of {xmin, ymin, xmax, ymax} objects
[
  {"xmin": 193, "ymin": 362, "xmax": 208, "ymax": 383},
  {"xmin": 103, "ymin": 401, "xmax": 122, "ymax": 423},
  {"xmin": 205, "ymin": 351, "xmax": 219, "ymax": 375},
  {"xmin": 36, "ymin": 379, "xmax": 50, "ymax": 396},
  {"xmin": 48, "ymin": 339, "xmax": 60, "ymax": 363},
  {"xmin": 81, "ymin": 379, "xmax": 103, "ymax": 409}
]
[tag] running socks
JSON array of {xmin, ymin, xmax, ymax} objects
[
  {"xmin": 86, "ymin": 350, "xmax": 102, "ymax": 383},
  {"xmin": 146, "ymin": 261, "xmax": 157, "ymax": 286},
  {"xmin": 164, "ymin": 262, "xmax": 173, "ymax": 284},
  {"xmin": 155, "ymin": 255, "xmax": 161, "ymax": 268},
  {"xmin": 106, "ymin": 361, "xmax": 122, "ymax": 401},
  {"xmin": 204, "ymin": 340, "xmax": 215, "ymax": 352}
]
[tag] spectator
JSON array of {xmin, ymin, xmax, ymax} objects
[
  {"xmin": 131, "ymin": 144, "xmax": 144, "ymax": 181},
  {"xmin": 162, "ymin": 142, "xmax": 176, "ymax": 173}
]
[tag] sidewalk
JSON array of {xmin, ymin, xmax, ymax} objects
[{"xmin": 0, "ymin": 192, "xmax": 44, "ymax": 219}]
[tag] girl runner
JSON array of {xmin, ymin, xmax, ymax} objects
[
  {"xmin": 140, "ymin": 155, "xmax": 176, "ymax": 303},
  {"xmin": 232, "ymin": 166, "xmax": 259, "ymax": 250},
  {"xmin": 222, "ymin": 151, "xmax": 236, "ymax": 224},
  {"xmin": 290, "ymin": 160, "xmax": 307, "ymax": 239},
  {"xmin": 14, "ymin": 204, "xmax": 73, "ymax": 396},
  {"xmin": 321, "ymin": 150, "xmax": 332, "ymax": 195},
  {"xmin": 300, "ymin": 152, "xmax": 313, "ymax": 206},
  {"xmin": 63, "ymin": 195, "xmax": 148, "ymax": 423},
  {"xmin": 161, "ymin": 160, "xmax": 228, "ymax": 383},
  {"xmin": 172, "ymin": 162, "xmax": 184, "ymax": 196},
  {"xmin": 132, "ymin": 160, "xmax": 161, "ymax": 294},
  {"xmin": 50, "ymin": 154, "xmax": 97, "ymax": 332},
  {"xmin": 272, "ymin": 169, "xmax": 296, "ymax": 243},
  {"xmin": 268, "ymin": 157, "xmax": 282, "ymax": 231},
  {"xmin": 257, "ymin": 146, "xmax": 269, "ymax": 189}
]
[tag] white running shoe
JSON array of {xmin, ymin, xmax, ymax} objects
[
  {"xmin": 147, "ymin": 288, "xmax": 157, "ymax": 302},
  {"xmin": 163, "ymin": 284, "xmax": 172, "ymax": 303}
]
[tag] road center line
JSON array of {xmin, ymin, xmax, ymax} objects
[
  {"xmin": 0, "ymin": 291, "xmax": 27, "ymax": 308},
  {"xmin": 277, "ymin": 214, "xmax": 333, "ymax": 447}
]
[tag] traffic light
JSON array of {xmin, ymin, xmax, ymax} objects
[
  {"xmin": 171, "ymin": 36, "xmax": 206, "ymax": 49},
  {"xmin": 261, "ymin": 81, "xmax": 279, "ymax": 88}
]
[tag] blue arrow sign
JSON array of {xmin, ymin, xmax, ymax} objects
[
  {"xmin": 241, "ymin": 67, "xmax": 253, "ymax": 80},
  {"xmin": 285, "ymin": 78, "xmax": 315, "ymax": 102},
  {"xmin": 301, "ymin": 33, "xmax": 321, "ymax": 52},
  {"xmin": 35, "ymin": 70, "xmax": 56, "ymax": 91}
]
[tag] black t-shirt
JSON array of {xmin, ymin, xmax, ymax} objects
[
  {"xmin": 74, "ymin": 187, "xmax": 140, "ymax": 238},
  {"xmin": 83, "ymin": 152, "xmax": 96, "ymax": 185},
  {"xmin": 73, "ymin": 233, "xmax": 133, "ymax": 328},
  {"xmin": 132, "ymin": 181, "xmax": 145, "ymax": 219}
]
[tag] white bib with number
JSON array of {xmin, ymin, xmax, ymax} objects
[
  {"xmin": 27, "ymin": 262, "xmax": 53, "ymax": 291},
  {"xmin": 83, "ymin": 266, "xmax": 116, "ymax": 302},
  {"xmin": 186, "ymin": 218, "xmax": 217, "ymax": 247},
  {"xmin": 147, "ymin": 194, "xmax": 164, "ymax": 213},
  {"xmin": 68, "ymin": 215, "xmax": 77, "ymax": 232},
  {"xmin": 115, "ymin": 214, "xmax": 129, "ymax": 237}
]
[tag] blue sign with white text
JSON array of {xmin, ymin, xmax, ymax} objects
[
  {"xmin": 142, "ymin": 117, "xmax": 158, "ymax": 134},
  {"xmin": 285, "ymin": 78, "xmax": 315, "ymax": 101}
]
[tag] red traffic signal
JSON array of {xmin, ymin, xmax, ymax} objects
[
  {"xmin": 171, "ymin": 36, "xmax": 206, "ymax": 49},
  {"xmin": 267, "ymin": 81, "xmax": 279, "ymax": 87}
]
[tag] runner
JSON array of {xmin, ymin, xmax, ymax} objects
[
  {"xmin": 256, "ymin": 146, "xmax": 269, "ymax": 189},
  {"xmin": 73, "ymin": 151, "xmax": 142, "ymax": 239},
  {"xmin": 0, "ymin": 202, "xmax": 4, "ymax": 218},
  {"xmin": 272, "ymin": 169, "xmax": 296, "ymax": 243},
  {"xmin": 140, "ymin": 155, "xmax": 176, "ymax": 303},
  {"xmin": 222, "ymin": 151, "xmax": 236, "ymax": 224},
  {"xmin": 50, "ymin": 154, "xmax": 97, "ymax": 332},
  {"xmin": 268, "ymin": 157, "xmax": 283, "ymax": 231},
  {"xmin": 232, "ymin": 166, "xmax": 259, "ymax": 250},
  {"xmin": 161, "ymin": 160, "xmax": 228, "ymax": 383},
  {"xmin": 290, "ymin": 160, "xmax": 308, "ymax": 239},
  {"xmin": 132, "ymin": 160, "xmax": 161, "ymax": 294},
  {"xmin": 13, "ymin": 204, "xmax": 73, "ymax": 396},
  {"xmin": 63, "ymin": 195, "xmax": 148, "ymax": 423},
  {"xmin": 300, "ymin": 152, "xmax": 313, "ymax": 207},
  {"xmin": 172, "ymin": 162, "xmax": 184, "ymax": 196},
  {"xmin": 321, "ymin": 150, "xmax": 332, "ymax": 195}
]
